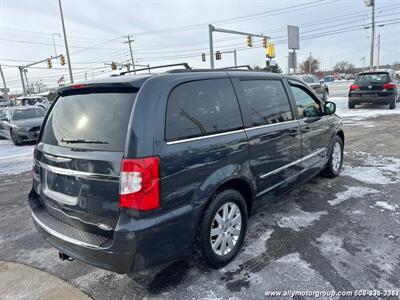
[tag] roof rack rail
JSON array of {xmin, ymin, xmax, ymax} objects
[
  {"xmin": 218, "ymin": 65, "xmax": 253, "ymax": 70},
  {"xmin": 120, "ymin": 63, "xmax": 191, "ymax": 75}
]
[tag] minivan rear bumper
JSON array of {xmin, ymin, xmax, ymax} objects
[{"xmin": 29, "ymin": 190, "xmax": 195, "ymax": 274}]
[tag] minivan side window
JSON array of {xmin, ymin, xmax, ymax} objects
[
  {"xmin": 289, "ymin": 84, "xmax": 321, "ymax": 118},
  {"xmin": 240, "ymin": 80, "xmax": 293, "ymax": 126},
  {"xmin": 165, "ymin": 79, "xmax": 243, "ymax": 141}
]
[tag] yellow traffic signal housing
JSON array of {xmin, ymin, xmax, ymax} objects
[
  {"xmin": 59, "ymin": 55, "xmax": 66, "ymax": 66},
  {"xmin": 202, "ymin": 53, "xmax": 206, "ymax": 62},
  {"xmin": 262, "ymin": 37, "xmax": 267, "ymax": 48},
  {"xmin": 216, "ymin": 51, "xmax": 221, "ymax": 60},
  {"xmin": 47, "ymin": 58, "xmax": 52, "ymax": 69},
  {"xmin": 246, "ymin": 35, "xmax": 253, "ymax": 47},
  {"xmin": 266, "ymin": 42, "xmax": 276, "ymax": 59},
  {"xmin": 111, "ymin": 62, "xmax": 117, "ymax": 70}
]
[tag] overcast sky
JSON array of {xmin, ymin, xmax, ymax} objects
[{"xmin": 1, "ymin": 0, "xmax": 399, "ymax": 92}]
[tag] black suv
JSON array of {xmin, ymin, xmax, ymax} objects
[
  {"xmin": 348, "ymin": 70, "xmax": 399, "ymax": 109},
  {"xmin": 29, "ymin": 70, "xmax": 344, "ymax": 273}
]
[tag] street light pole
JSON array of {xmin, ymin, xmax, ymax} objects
[
  {"xmin": 58, "ymin": 0, "xmax": 74, "ymax": 83},
  {"xmin": 208, "ymin": 24, "xmax": 214, "ymax": 69},
  {"xmin": 377, "ymin": 34, "xmax": 380, "ymax": 69}
]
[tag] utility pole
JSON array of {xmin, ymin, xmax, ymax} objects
[
  {"xmin": 18, "ymin": 67, "xmax": 26, "ymax": 95},
  {"xmin": 369, "ymin": 0, "xmax": 375, "ymax": 70},
  {"xmin": 234, "ymin": 50, "xmax": 237, "ymax": 67},
  {"xmin": 377, "ymin": 34, "xmax": 380, "ymax": 69},
  {"xmin": 124, "ymin": 35, "xmax": 136, "ymax": 74},
  {"xmin": 52, "ymin": 33, "xmax": 61, "ymax": 57},
  {"xmin": 58, "ymin": 0, "xmax": 74, "ymax": 83},
  {"xmin": 0, "ymin": 64, "xmax": 9, "ymax": 100},
  {"xmin": 23, "ymin": 69, "xmax": 29, "ymax": 93},
  {"xmin": 309, "ymin": 52, "xmax": 312, "ymax": 74}
]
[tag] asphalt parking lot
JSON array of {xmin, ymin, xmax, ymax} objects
[{"xmin": 1, "ymin": 82, "xmax": 400, "ymax": 299}]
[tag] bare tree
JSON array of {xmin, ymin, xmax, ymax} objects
[
  {"xmin": 333, "ymin": 61, "xmax": 355, "ymax": 74},
  {"xmin": 299, "ymin": 57, "xmax": 320, "ymax": 74}
]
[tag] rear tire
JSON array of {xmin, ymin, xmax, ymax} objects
[
  {"xmin": 322, "ymin": 136, "xmax": 344, "ymax": 178},
  {"xmin": 389, "ymin": 100, "xmax": 396, "ymax": 110},
  {"xmin": 348, "ymin": 102, "xmax": 355, "ymax": 109},
  {"xmin": 10, "ymin": 129, "xmax": 22, "ymax": 146},
  {"xmin": 194, "ymin": 189, "xmax": 248, "ymax": 268}
]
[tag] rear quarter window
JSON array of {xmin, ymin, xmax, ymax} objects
[
  {"xmin": 165, "ymin": 78, "xmax": 243, "ymax": 141},
  {"xmin": 41, "ymin": 92, "xmax": 136, "ymax": 151}
]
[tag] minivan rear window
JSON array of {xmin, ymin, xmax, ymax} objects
[
  {"xmin": 355, "ymin": 73, "xmax": 389, "ymax": 84},
  {"xmin": 41, "ymin": 92, "xmax": 136, "ymax": 151}
]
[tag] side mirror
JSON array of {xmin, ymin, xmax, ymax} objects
[{"xmin": 324, "ymin": 101, "xmax": 336, "ymax": 115}]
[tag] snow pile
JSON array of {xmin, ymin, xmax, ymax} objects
[
  {"xmin": 0, "ymin": 140, "xmax": 34, "ymax": 175},
  {"xmin": 374, "ymin": 201, "xmax": 397, "ymax": 211},
  {"xmin": 330, "ymin": 97, "xmax": 400, "ymax": 120}
]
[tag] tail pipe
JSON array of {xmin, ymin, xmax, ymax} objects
[{"xmin": 59, "ymin": 252, "xmax": 74, "ymax": 262}]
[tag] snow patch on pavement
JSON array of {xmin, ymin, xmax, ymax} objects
[
  {"xmin": 243, "ymin": 229, "xmax": 273, "ymax": 257},
  {"xmin": 0, "ymin": 140, "xmax": 34, "ymax": 175},
  {"xmin": 330, "ymin": 97, "xmax": 400, "ymax": 120},
  {"xmin": 374, "ymin": 201, "xmax": 396, "ymax": 211},
  {"xmin": 316, "ymin": 233, "xmax": 344, "ymax": 254},
  {"xmin": 274, "ymin": 204, "xmax": 327, "ymax": 231},
  {"xmin": 328, "ymin": 186, "xmax": 379, "ymax": 206},
  {"xmin": 342, "ymin": 152, "xmax": 400, "ymax": 185}
]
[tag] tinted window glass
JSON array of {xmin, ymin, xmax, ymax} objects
[
  {"xmin": 240, "ymin": 80, "xmax": 293, "ymax": 126},
  {"xmin": 355, "ymin": 73, "xmax": 390, "ymax": 84},
  {"xmin": 166, "ymin": 79, "xmax": 243, "ymax": 141},
  {"xmin": 11, "ymin": 108, "xmax": 45, "ymax": 120},
  {"xmin": 290, "ymin": 84, "xmax": 320, "ymax": 118},
  {"xmin": 41, "ymin": 93, "xmax": 136, "ymax": 151}
]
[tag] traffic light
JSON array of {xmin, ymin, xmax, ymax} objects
[
  {"xmin": 216, "ymin": 51, "xmax": 221, "ymax": 60},
  {"xmin": 201, "ymin": 53, "xmax": 206, "ymax": 62},
  {"xmin": 59, "ymin": 54, "xmax": 66, "ymax": 66},
  {"xmin": 262, "ymin": 37, "xmax": 267, "ymax": 48},
  {"xmin": 246, "ymin": 35, "xmax": 253, "ymax": 47},
  {"xmin": 111, "ymin": 62, "xmax": 117, "ymax": 70},
  {"xmin": 47, "ymin": 58, "xmax": 52, "ymax": 69}
]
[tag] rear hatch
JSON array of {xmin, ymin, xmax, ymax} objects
[
  {"xmin": 33, "ymin": 84, "xmax": 139, "ymax": 237},
  {"xmin": 351, "ymin": 72, "xmax": 392, "ymax": 98}
]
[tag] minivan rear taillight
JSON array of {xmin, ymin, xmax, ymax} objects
[
  {"xmin": 383, "ymin": 83, "xmax": 396, "ymax": 90},
  {"xmin": 119, "ymin": 157, "xmax": 160, "ymax": 211}
]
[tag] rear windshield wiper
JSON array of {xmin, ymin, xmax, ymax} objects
[{"xmin": 61, "ymin": 138, "xmax": 109, "ymax": 144}]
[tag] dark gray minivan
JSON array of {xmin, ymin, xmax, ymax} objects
[{"xmin": 29, "ymin": 70, "xmax": 344, "ymax": 273}]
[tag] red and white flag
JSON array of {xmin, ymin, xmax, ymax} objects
[{"xmin": 57, "ymin": 75, "xmax": 65, "ymax": 84}]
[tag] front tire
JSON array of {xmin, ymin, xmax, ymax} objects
[
  {"xmin": 322, "ymin": 136, "xmax": 344, "ymax": 178},
  {"xmin": 10, "ymin": 129, "xmax": 22, "ymax": 146},
  {"xmin": 194, "ymin": 189, "xmax": 248, "ymax": 268}
]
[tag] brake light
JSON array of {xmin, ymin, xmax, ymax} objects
[
  {"xmin": 383, "ymin": 83, "xmax": 396, "ymax": 90},
  {"xmin": 350, "ymin": 84, "xmax": 360, "ymax": 91},
  {"xmin": 70, "ymin": 84, "xmax": 86, "ymax": 89},
  {"xmin": 119, "ymin": 157, "xmax": 160, "ymax": 211}
]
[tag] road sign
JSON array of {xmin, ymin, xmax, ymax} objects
[{"xmin": 287, "ymin": 25, "xmax": 299, "ymax": 50}]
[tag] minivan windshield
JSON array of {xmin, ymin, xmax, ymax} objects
[
  {"xmin": 41, "ymin": 92, "xmax": 136, "ymax": 151},
  {"xmin": 355, "ymin": 73, "xmax": 389, "ymax": 84},
  {"xmin": 11, "ymin": 108, "xmax": 45, "ymax": 120}
]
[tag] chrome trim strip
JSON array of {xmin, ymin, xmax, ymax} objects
[
  {"xmin": 44, "ymin": 154, "xmax": 72, "ymax": 163},
  {"xmin": 259, "ymin": 148, "xmax": 326, "ymax": 179},
  {"xmin": 244, "ymin": 120, "xmax": 299, "ymax": 132},
  {"xmin": 35, "ymin": 160, "xmax": 119, "ymax": 181},
  {"xmin": 166, "ymin": 129, "xmax": 245, "ymax": 145},
  {"xmin": 31, "ymin": 212, "xmax": 107, "ymax": 249}
]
